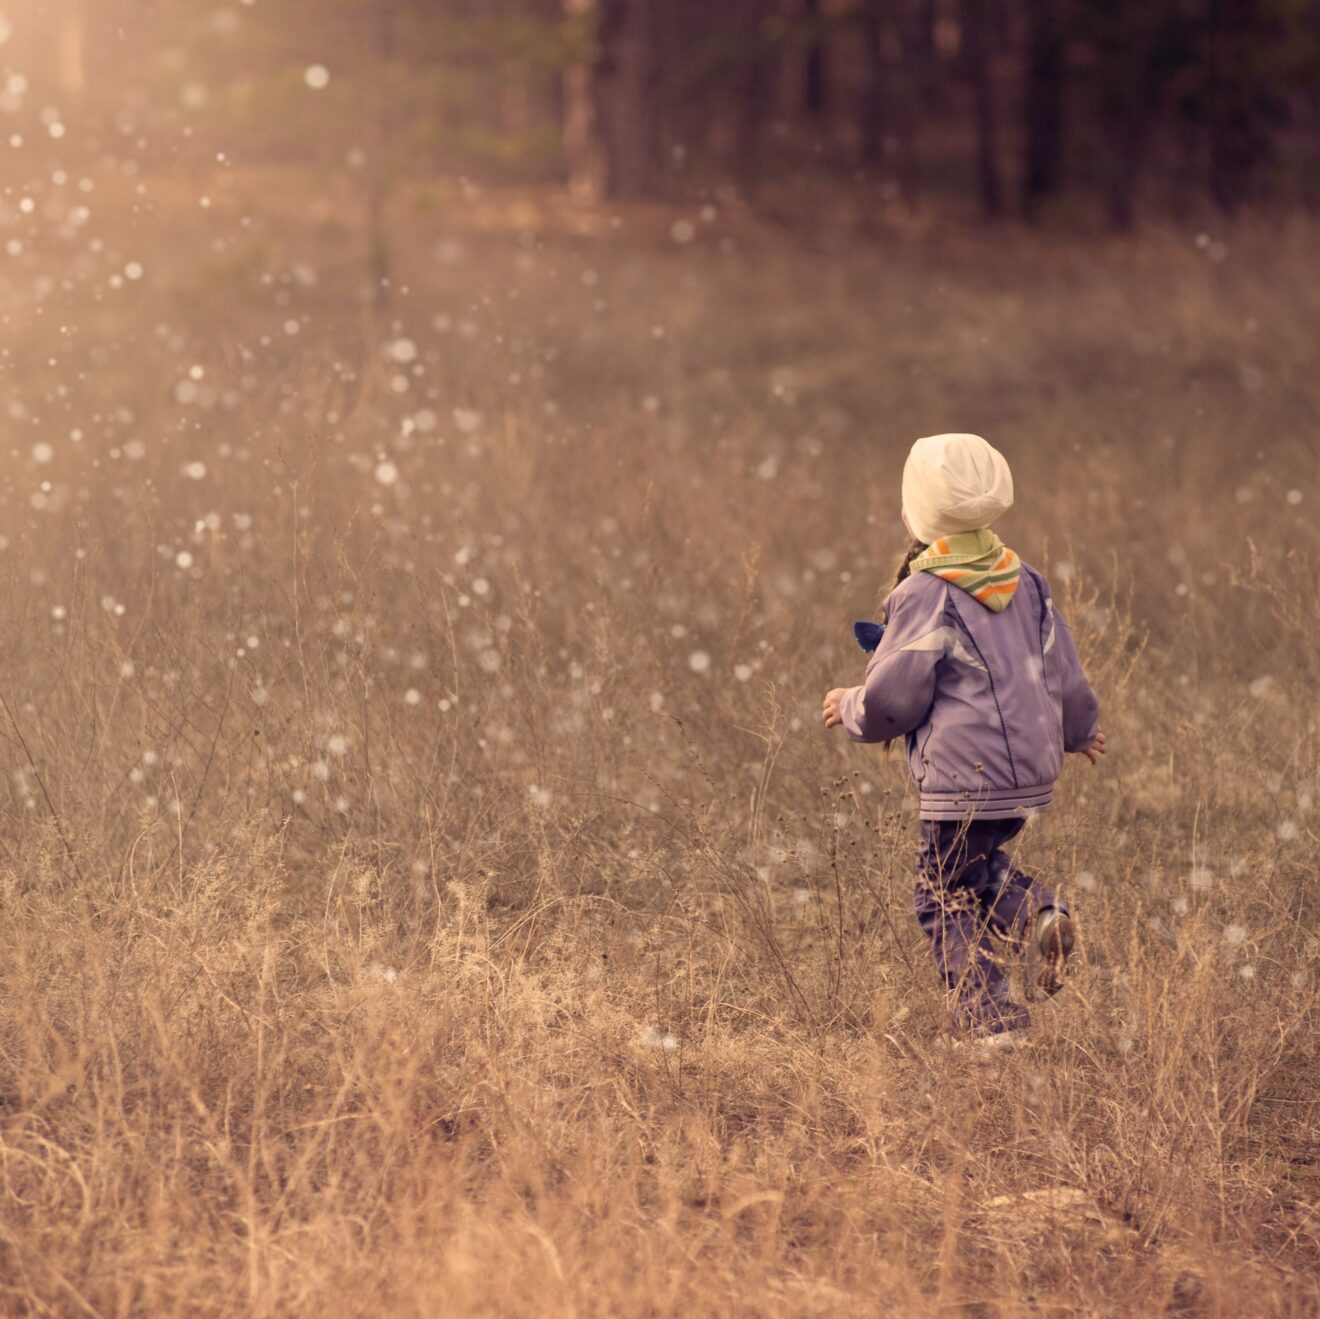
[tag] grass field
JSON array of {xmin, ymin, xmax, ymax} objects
[{"xmin": 0, "ymin": 168, "xmax": 1317, "ymax": 1314}]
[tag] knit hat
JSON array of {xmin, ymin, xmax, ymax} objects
[{"xmin": 901, "ymin": 433, "xmax": 1014, "ymax": 545}]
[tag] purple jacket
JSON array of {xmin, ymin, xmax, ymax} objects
[{"xmin": 840, "ymin": 564, "xmax": 1099, "ymax": 820}]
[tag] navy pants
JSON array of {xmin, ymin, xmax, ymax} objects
[{"xmin": 915, "ymin": 818, "xmax": 1065, "ymax": 1035}]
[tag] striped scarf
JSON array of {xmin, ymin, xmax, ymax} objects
[{"xmin": 912, "ymin": 529, "xmax": 1020, "ymax": 612}]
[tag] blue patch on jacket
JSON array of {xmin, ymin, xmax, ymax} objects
[{"xmin": 853, "ymin": 620, "xmax": 885, "ymax": 652}]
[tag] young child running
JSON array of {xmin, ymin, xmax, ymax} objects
[{"xmin": 823, "ymin": 433, "xmax": 1104, "ymax": 1042}]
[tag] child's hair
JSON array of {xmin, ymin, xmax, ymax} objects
[{"xmin": 882, "ymin": 538, "xmax": 928, "ymax": 621}]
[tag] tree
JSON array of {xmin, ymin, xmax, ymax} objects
[
  {"xmin": 1077, "ymin": 1, "xmax": 1188, "ymax": 229},
  {"xmin": 961, "ymin": 0, "xmax": 1004, "ymax": 218},
  {"xmin": 862, "ymin": 0, "xmax": 920, "ymax": 199},
  {"xmin": 861, "ymin": 0, "xmax": 890, "ymax": 171},
  {"xmin": 564, "ymin": 0, "xmax": 664, "ymax": 199},
  {"xmin": 1203, "ymin": 0, "xmax": 1289, "ymax": 210},
  {"xmin": 1022, "ymin": 0, "xmax": 1066, "ymax": 218},
  {"xmin": 734, "ymin": 0, "xmax": 777, "ymax": 194},
  {"xmin": 563, "ymin": 0, "xmax": 607, "ymax": 197},
  {"xmin": 802, "ymin": 0, "xmax": 828, "ymax": 116},
  {"xmin": 51, "ymin": 0, "xmax": 1320, "ymax": 226}
]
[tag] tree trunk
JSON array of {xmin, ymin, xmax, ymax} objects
[
  {"xmin": 864, "ymin": 0, "xmax": 917, "ymax": 198},
  {"xmin": 1206, "ymin": 0, "xmax": 1231, "ymax": 208},
  {"xmin": 1107, "ymin": 111, "xmax": 1145, "ymax": 230},
  {"xmin": 1022, "ymin": 0, "xmax": 1065, "ymax": 218},
  {"xmin": 736, "ymin": 0, "xmax": 772, "ymax": 196},
  {"xmin": 1206, "ymin": 0, "xmax": 1277, "ymax": 211},
  {"xmin": 961, "ymin": 0, "xmax": 1003, "ymax": 219},
  {"xmin": 563, "ymin": 0, "xmax": 607, "ymax": 199},
  {"xmin": 803, "ymin": 0, "xmax": 827, "ymax": 116},
  {"xmin": 914, "ymin": 0, "xmax": 937, "ymax": 63},
  {"xmin": 595, "ymin": 0, "xmax": 662, "ymax": 198},
  {"xmin": 862, "ymin": 2, "xmax": 888, "ymax": 169},
  {"xmin": 1096, "ymin": 10, "xmax": 1165, "ymax": 231}
]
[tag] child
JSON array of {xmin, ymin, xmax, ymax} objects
[{"xmin": 823, "ymin": 433, "xmax": 1104, "ymax": 1041}]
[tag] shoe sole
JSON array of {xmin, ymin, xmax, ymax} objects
[
  {"xmin": 954, "ymin": 1028, "xmax": 1031, "ymax": 1061},
  {"xmin": 1037, "ymin": 914, "xmax": 1075, "ymax": 997}
]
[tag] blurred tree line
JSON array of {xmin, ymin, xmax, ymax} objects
[
  {"xmin": 17, "ymin": 0, "xmax": 1320, "ymax": 227},
  {"xmin": 564, "ymin": 0, "xmax": 1320, "ymax": 226}
]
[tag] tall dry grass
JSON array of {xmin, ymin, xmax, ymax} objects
[{"xmin": 0, "ymin": 176, "xmax": 1316, "ymax": 1314}]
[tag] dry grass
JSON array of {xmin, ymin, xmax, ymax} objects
[{"xmin": 0, "ymin": 173, "xmax": 1317, "ymax": 1315}]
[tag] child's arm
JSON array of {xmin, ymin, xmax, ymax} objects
[
  {"xmin": 1050, "ymin": 600, "xmax": 1102, "ymax": 757},
  {"xmin": 823, "ymin": 583, "xmax": 942, "ymax": 742}
]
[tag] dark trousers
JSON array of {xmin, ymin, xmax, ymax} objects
[{"xmin": 915, "ymin": 818, "xmax": 1065, "ymax": 1034}]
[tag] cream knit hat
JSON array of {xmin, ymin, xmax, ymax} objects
[{"xmin": 901, "ymin": 433, "xmax": 1014, "ymax": 545}]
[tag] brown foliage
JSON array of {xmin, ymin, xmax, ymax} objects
[{"xmin": 0, "ymin": 179, "xmax": 1316, "ymax": 1314}]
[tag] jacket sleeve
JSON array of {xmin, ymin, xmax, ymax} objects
[
  {"xmin": 839, "ymin": 581, "xmax": 943, "ymax": 743},
  {"xmin": 1048, "ymin": 600, "xmax": 1100, "ymax": 753}
]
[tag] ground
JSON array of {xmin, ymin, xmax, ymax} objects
[{"xmin": 0, "ymin": 166, "xmax": 1316, "ymax": 1314}]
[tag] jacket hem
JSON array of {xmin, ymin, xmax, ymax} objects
[{"xmin": 918, "ymin": 784, "xmax": 1054, "ymax": 821}]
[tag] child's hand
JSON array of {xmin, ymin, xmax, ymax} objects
[
  {"xmin": 822, "ymin": 688, "xmax": 849, "ymax": 729},
  {"xmin": 1080, "ymin": 729, "xmax": 1106, "ymax": 765}
]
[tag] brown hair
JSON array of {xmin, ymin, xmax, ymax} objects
[{"xmin": 882, "ymin": 538, "xmax": 928, "ymax": 622}]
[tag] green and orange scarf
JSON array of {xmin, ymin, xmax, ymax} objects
[{"xmin": 912, "ymin": 529, "xmax": 1020, "ymax": 612}]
